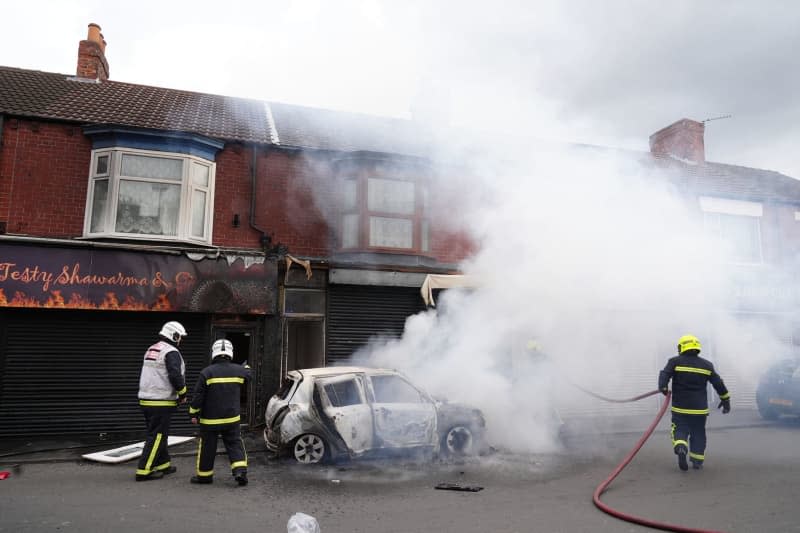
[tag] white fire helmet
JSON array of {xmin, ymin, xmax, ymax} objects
[
  {"xmin": 212, "ymin": 339, "xmax": 234, "ymax": 360},
  {"xmin": 159, "ymin": 321, "xmax": 187, "ymax": 343}
]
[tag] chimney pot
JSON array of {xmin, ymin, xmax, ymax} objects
[
  {"xmin": 87, "ymin": 23, "xmax": 102, "ymax": 44},
  {"xmin": 649, "ymin": 118, "xmax": 705, "ymax": 164}
]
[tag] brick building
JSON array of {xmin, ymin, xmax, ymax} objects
[
  {"xmin": 0, "ymin": 24, "xmax": 471, "ymax": 439},
  {"xmin": 1, "ymin": 24, "xmax": 798, "ymax": 438}
]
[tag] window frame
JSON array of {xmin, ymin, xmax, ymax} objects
[
  {"xmin": 83, "ymin": 147, "xmax": 216, "ymax": 244},
  {"xmin": 699, "ymin": 196, "xmax": 764, "ymax": 265},
  {"xmin": 339, "ymin": 174, "xmax": 430, "ymax": 254}
]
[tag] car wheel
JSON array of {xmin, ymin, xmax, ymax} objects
[
  {"xmin": 442, "ymin": 425, "xmax": 474, "ymax": 456},
  {"xmin": 293, "ymin": 434, "xmax": 327, "ymax": 464}
]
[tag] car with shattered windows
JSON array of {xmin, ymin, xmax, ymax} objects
[
  {"xmin": 756, "ymin": 356, "xmax": 800, "ymax": 420},
  {"xmin": 264, "ymin": 367, "xmax": 488, "ymax": 464}
]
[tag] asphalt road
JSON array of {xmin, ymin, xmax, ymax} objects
[{"xmin": 1, "ymin": 420, "xmax": 799, "ymax": 533}]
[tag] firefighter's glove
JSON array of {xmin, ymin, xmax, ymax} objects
[
  {"xmin": 660, "ymin": 388, "xmax": 669, "ymax": 396},
  {"xmin": 718, "ymin": 399, "xmax": 731, "ymax": 414}
]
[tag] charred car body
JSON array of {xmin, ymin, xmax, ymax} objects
[{"xmin": 264, "ymin": 367, "xmax": 487, "ymax": 464}]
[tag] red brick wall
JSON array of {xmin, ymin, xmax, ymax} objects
[
  {"xmin": 253, "ymin": 150, "xmax": 332, "ymax": 257},
  {"xmin": 0, "ymin": 119, "xmax": 90, "ymax": 237},
  {"xmin": 0, "ymin": 119, "xmax": 474, "ymax": 266}
]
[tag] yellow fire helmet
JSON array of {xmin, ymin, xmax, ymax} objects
[{"xmin": 677, "ymin": 334, "xmax": 702, "ymax": 354}]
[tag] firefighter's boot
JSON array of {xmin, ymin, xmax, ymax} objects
[{"xmin": 675, "ymin": 444, "xmax": 689, "ymax": 471}]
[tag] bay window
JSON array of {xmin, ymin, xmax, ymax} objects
[{"xmin": 84, "ymin": 148, "xmax": 215, "ymax": 244}]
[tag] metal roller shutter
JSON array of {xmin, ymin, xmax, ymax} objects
[
  {"xmin": 0, "ymin": 309, "xmax": 211, "ymax": 438},
  {"xmin": 327, "ymin": 284, "xmax": 428, "ymax": 365}
]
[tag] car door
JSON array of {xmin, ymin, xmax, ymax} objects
[
  {"xmin": 315, "ymin": 374, "xmax": 374, "ymax": 454},
  {"xmin": 368, "ymin": 373, "xmax": 437, "ymax": 449}
]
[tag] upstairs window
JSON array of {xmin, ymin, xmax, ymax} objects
[
  {"xmin": 340, "ymin": 176, "xmax": 429, "ymax": 253},
  {"xmin": 84, "ymin": 148, "xmax": 215, "ymax": 244},
  {"xmin": 700, "ymin": 196, "xmax": 763, "ymax": 264}
]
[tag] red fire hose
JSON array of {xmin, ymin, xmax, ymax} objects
[{"xmin": 590, "ymin": 390, "xmax": 727, "ymax": 533}]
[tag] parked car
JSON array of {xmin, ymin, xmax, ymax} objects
[
  {"xmin": 264, "ymin": 366, "xmax": 487, "ymax": 464},
  {"xmin": 756, "ymin": 357, "xmax": 800, "ymax": 420}
]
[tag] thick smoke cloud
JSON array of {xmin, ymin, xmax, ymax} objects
[{"xmin": 349, "ymin": 134, "xmax": 789, "ymax": 453}]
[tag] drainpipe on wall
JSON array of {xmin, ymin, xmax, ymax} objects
[{"xmin": 250, "ymin": 144, "xmax": 270, "ymax": 250}]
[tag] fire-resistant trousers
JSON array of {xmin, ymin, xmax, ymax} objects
[
  {"xmin": 670, "ymin": 412, "xmax": 708, "ymax": 465},
  {"xmin": 195, "ymin": 424, "xmax": 247, "ymax": 480},
  {"xmin": 136, "ymin": 405, "xmax": 176, "ymax": 476}
]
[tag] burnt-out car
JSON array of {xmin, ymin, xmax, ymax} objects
[
  {"xmin": 756, "ymin": 357, "xmax": 800, "ymax": 420},
  {"xmin": 264, "ymin": 367, "xmax": 487, "ymax": 464}
]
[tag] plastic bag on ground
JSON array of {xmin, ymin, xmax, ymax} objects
[{"xmin": 287, "ymin": 512, "xmax": 320, "ymax": 533}]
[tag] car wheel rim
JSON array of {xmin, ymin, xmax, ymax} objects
[
  {"xmin": 294, "ymin": 434, "xmax": 325, "ymax": 464},
  {"xmin": 446, "ymin": 426, "xmax": 473, "ymax": 455}
]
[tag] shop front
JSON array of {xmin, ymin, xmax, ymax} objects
[{"xmin": 0, "ymin": 240, "xmax": 276, "ymax": 439}]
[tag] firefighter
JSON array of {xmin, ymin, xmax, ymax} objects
[
  {"xmin": 189, "ymin": 339, "xmax": 251, "ymax": 486},
  {"xmin": 658, "ymin": 334, "xmax": 731, "ymax": 471},
  {"xmin": 135, "ymin": 321, "xmax": 188, "ymax": 481}
]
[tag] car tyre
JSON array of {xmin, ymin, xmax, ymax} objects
[
  {"xmin": 442, "ymin": 425, "xmax": 474, "ymax": 456},
  {"xmin": 293, "ymin": 434, "xmax": 327, "ymax": 464}
]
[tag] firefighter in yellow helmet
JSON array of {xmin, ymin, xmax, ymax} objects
[{"xmin": 658, "ymin": 334, "xmax": 731, "ymax": 471}]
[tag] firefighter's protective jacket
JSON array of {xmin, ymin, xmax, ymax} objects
[
  {"xmin": 138, "ymin": 339, "xmax": 187, "ymax": 405},
  {"xmin": 658, "ymin": 352, "xmax": 730, "ymax": 415},
  {"xmin": 189, "ymin": 358, "xmax": 250, "ymax": 428}
]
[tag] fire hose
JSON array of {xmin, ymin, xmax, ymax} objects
[{"xmin": 588, "ymin": 389, "xmax": 726, "ymax": 533}]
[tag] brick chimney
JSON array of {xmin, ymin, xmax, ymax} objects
[
  {"xmin": 649, "ymin": 118, "xmax": 705, "ymax": 163},
  {"xmin": 76, "ymin": 23, "xmax": 109, "ymax": 81}
]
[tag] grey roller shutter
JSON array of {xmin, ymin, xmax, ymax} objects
[
  {"xmin": 327, "ymin": 285, "xmax": 427, "ymax": 365},
  {"xmin": 0, "ymin": 309, "xmax": 211, "ymax": 439}
]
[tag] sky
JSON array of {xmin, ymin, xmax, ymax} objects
[{"xmin": 2, "ymin": 0, "xmax": 799, "ymax": 178}]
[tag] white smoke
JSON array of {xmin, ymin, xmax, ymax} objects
[
  {"xmin": 349, "ymin": 135, "xmax": 790, "ymax": 453},
  {"xmin": 268, "ymin": 1, "xmax": 796, "ymax": 454}
]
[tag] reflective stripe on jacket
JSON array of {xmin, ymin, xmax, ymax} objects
[
  {"xmin": 189, "ymin": 358, "xmax": 250, "ymax": 427},
  {"xmin": 658, "ymin": 353, "xmax": 730, "ymax": 415},
  {"xmin": 138, "ymin": 340, "xmax": 186, "ymax": 402}
]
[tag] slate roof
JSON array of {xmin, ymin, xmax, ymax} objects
[
  {"xmin": 269, "ymin": 101, "xmax": 431, "ymax": 157},
  {"xmin": 0, "ymin": 66, "xmax": 271, "ymax": 143},
  {"xmin": 1, "ymin": 65, "xmax": 796, "ymax": 197},
  {"xmin": 0, "ymin": 66, "xmax": 429, "ymax": 156},
  {"xmin": 646, "ymin": 152, "xmax": 800, "ymax": 204}
]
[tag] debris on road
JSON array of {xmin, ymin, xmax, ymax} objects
[
  {"xmin": 287, "ymin": 512, "xmax": 320, "ymax": 533},
  {"xmin": 435, "ymin": 482, "xmax": 484, "ymax": 492},
  {"xmin": 81, "ymin": 436, "xmax": 194, "ymax": 464}
]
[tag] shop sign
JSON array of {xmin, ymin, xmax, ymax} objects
[{"xmin": 0, "ymin": 243, "xmax": 276, "ymax": 314}]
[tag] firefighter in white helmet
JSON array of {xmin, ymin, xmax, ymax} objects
[
  {"xmin": 135, "ymin": 320, "xmax": 188, "ymax": 481},
  {"xmin": 189, "ymin": 338, "xmax": 251, "ymax": 485}
]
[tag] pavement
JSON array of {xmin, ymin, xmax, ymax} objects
[
  {"xmin": 0, "ymin": 425, "xmax": 268, "ymax": 465},
  {"xmin": 0, "ymin": 409, "xmax": 772, "ymax": 466}
]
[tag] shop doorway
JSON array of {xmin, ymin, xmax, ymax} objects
[{"xmin": 211, "ymin": 325, "xmax": 257, "ymax": 427}]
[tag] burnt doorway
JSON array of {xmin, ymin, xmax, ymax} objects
[
  {"xmin": 211, "ymin": 325, "xmax": 257, "ymax": 427},
  {"xmin": 285, "ymin": 319, "xmax": 325, "ymax": 372}
]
